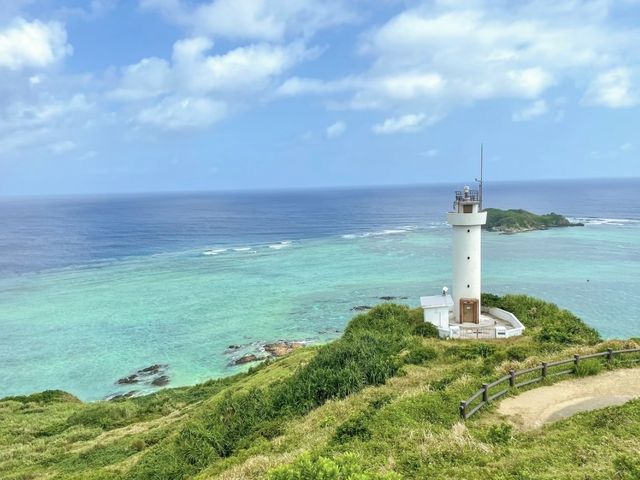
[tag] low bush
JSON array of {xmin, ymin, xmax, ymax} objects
[
  {"xmin": 484, "ymin": 423, "xmax": 512, "ymax": 444},
  {"xmin": 505, "ymin": 345, "xmax": 530, "ymax": 362},
  {"xmin": 66, "ymin": 403, "xmax": 138, "ymax": 430},
  {"xmin": 268, "ymin": 453, "xmax": 401, "ymax": 480},
  {"xmin": 481, "ymin": 294, "xmax": 600, "ymax": 346},
  {"xmin": 613, "ymin": 454, "xmax": 640, "ymax": 480},
  {"xmin": 404, "ymin": 343, "xmax": 438, "ymax": 365},
  {"xmin": 2, "ymin": 390, "xmax": 80, "ymax": 404},
  {"xmin": 333, "ymin": 411, "xmax": 372, "ymax": 444},
  {"xmin": 574, "ymin": 358, "xmax": 603, "ymax": 377}
]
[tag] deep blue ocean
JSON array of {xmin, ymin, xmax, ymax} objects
[{"xmin": 1, "ymin": 178, "xmax": 639, "ymax": 400}]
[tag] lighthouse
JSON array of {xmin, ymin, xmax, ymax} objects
[
  {"xmin": 420, "ymin": 157, "xmax": 524, "ymax": 339},
  {"xmin": 447, "ymin": 186, "xmax": 486, "ymax": 323}
]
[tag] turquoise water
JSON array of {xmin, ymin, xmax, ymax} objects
[{"xmin": 2, "ymin": 218, "xmax": 639, "ymax": 400}]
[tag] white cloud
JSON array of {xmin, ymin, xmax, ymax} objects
[
  {"xmin": 172, "ymin": 38, "xmax": 310, "ymax": 93},
  {"xmin": 0, "ymin": 18, "xmax": 72, "ymax": 71},
  {"xmin": 0, "ymin": 94, "xmax": 93, "ymax": 155},
  {"xmin": 49, "ymin": 140, "xmax": 77, "ymax": 154},
  {"xmin": 279, "ymin": 2, "xmax": 640, "ymax": 116},
  {"xmin": 109, "ymin": 57, "xmax": 171, "ymax": 101},
  {"xmin": 620, "ymin": 142, "xmax": 633, "ymax": 151},
  {"xmin": 0, "ymin": 94, "xmax": 92, "ymax": 131},
  {"xmin": 136, "ymin": 96, "xmax": 227, "ymax": 130},
  {"xmin": 423, "ymin": 148, "xmax": 439, "ymax": 157},
  {"xmin": 326, "ymin": 120, "xmax": 346, "ymax": 139},
  {"xmin": 512, "ymin": 99, "xmax": 549, "ymax": 122},
  {"xmin": 111, "ymin": 35, "xmax": 312, "ymax": 130},
  {"xmin": 112, "ymin": 38, "xmax": 310, "ymax": 101},
  {"xmin": 141, "ymin": 0, "xmax": 356, "ymax": 41},
  {"xmin": 372, "ymin": 113, "xmax": 438, "ymax": 134},
  {"xmin": 276, "ymin": 76, "xmax": 354, "ymax": 96},
  {"xmin": 583, "ymin": 68, "xmax": 639, "ymax": 108}
]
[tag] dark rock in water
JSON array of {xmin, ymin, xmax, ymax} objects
[
  {"xmin": 264, "ymin": 341, "xmax": 304, "ymax": 357},
  {"xmin": 117, "ymin": 375, "xmax": 139, "ymax": 385},
  {"xmin": 116, "ymin": 364, "xmax": 169, "ymax": 386},
  {"xmin": 351, "ymin": 305, "xmax": 372, "ymax": 311},
  {"xmin": 400, "ymin": 296, "xmax": 409, "ymax": 300},
  {"xmin": 139, "ymin": 364, "xmax": 166, "ymax": 375},
  {"xmin": 379, "ymin": 296, "xmax": 397, "ymax": 301},
  {"xmin": 227, "ymin": 344, "xmax": 241, "ymax": 350},
  {"xmin": 151, "ymin": 375, "xmax": 170, "ymax": 387},
  {"xmin": 106, "ymin": 390, "xmax": 138, "ymax": 401},
  {"xmin": 234, "ymin": 354, "xmax": 261, "ymax": 365}
]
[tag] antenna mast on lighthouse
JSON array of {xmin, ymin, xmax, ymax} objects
[{"xmin": 475, "ymin": 143, "xmax": 484, "ymax": 210}]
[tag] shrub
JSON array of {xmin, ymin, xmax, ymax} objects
[
  {"xmin": 574, "ymin": 358, "xmax": 603, "ymax": 377},
  {"xmin": 268, "ymin": 453, "xmax": 401, "ymax": 480},
  {"xmin": 506, "ymin": 346, "xmax": 530, "ymax": 362},
  {"xmin": 484, "ymin": 423, "xmax": 512, "ymax": 444},
  {"xmin": 413, "ymin": 322, "xmax": 439, "ymax": 338},
  {"xmin": 481, "ymin": 294, "xmax": 600, "ymax": 346},
  {"xmin": 2, "ymin": 390, "xmax": 80, "ymax": 404},
  {"xmin": 447, "ymin": 343, "xmax": 496, "ymax": 360},
  {"xmin": 333, "ymin": 412, "xmax": 372, "ymax": 444},
  {"xmin": 66, "ymin": 403, "xmax": 137, "ymax": 430},
  {"xmin": 404, "ymin": 343, "xmax": 438, "ymax": 365},
  {"xmin": 614, "ymin": 454, "xmax": 640, "ymax": 480}
]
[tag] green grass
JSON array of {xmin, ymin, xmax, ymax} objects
[{"xmin": 0, "ymin": 295, "xmax": 637, "ymax": 480}]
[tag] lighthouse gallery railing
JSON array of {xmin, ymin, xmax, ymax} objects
[{"xmin": 459, "ymin": 347, "xmax": 640, "ymax": 420}]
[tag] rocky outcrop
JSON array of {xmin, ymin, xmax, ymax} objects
[
  {"xmin": 233, "ymin": 354, "xmax": 265, "ymax": 365},
  {"xmin": 116, "ymin": 364, "xmax": 169, "ymax": 388},
  {"xmin": 264, "ymin": 341, "xmax": 304, "ymax": 357},
  {"xmin": 106, "ymin": 390, "xmax": 139, "ymax": 401},
  {"xmin": 351, "ymin": 305, "xmax": 372, "ymax": 311}
]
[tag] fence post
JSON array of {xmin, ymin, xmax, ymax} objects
[
  {"xmin": 574, "ymin": 354, "xmax": 580, "ymax": 370},
  {"xmin": 460, "ymin": 401, "xmax": 466, "ymax": 420},
  {"xmin": 482, "ymin": 383, "xmax": 489, "ymax": 402},
  {"xmin": 541, "ymin": 362, "xmax": 548, "ymax": 378},
  {"xmin": 607, "ymin": 348, "xmax": 614, "ymax": 363},
  {"xmin": 509, "ymin": 369, "xmax": 516, "ymax": 387}
]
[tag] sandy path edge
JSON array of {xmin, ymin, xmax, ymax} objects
[{"xmin": 497, "ymin": 368, "xmax": 640, "ymax": 430}]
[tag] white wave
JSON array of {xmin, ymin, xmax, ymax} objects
[
  {"xmin": 268, "ymin": 241, "xmax": 293, "ymax": 250},
  {"xmin": 341, "ymin": 227, "xmax": 414, "ymax": 239},
  {"xmin": 569, "ymin": 217, "xmax": 640, "ymax": 226},
  {"xmin": 203, "ymin": 248, "xmax": 227, "ymax": 256},
  {"xmin": 233, "ymin": 247, "xmax": 252, "ymax": 252}
]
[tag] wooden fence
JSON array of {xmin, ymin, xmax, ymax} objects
[{"xmin": 460, "ymin": 347, "xmax": 640, "ymax": 420}]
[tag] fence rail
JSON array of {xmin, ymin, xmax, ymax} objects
[{"xmin": 460, "ymin": 347, "xmax": 640, "ymax": 420}]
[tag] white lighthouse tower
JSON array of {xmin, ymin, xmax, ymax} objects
[
  {"xmin": 420, "ymin": 152, "xmax": 524, "ymax": 339},
  {"xmin": 447, "ymin": 186, "xmax": 486, "ymax": 323}
]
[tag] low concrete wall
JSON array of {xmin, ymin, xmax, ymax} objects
[{"xmin": 484, "ymin": 307, "xmax": 525, "ymax": 338}]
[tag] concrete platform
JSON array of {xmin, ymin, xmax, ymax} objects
[{"xmin": 449, "ymin": 312, "xmax": 518, "ymax": 339}]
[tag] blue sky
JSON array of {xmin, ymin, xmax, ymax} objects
[{"xmin": 0, "ymin": 0, "xmax": 639, "ymax": 195}]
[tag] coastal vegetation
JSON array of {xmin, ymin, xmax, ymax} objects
[
  {"xmin": 484, "ymin": 208, "xmax": 583, "ymax": 233},
  {"xmin": 1, "ymin": 295, "xmax": 639, "ymax": 479}
]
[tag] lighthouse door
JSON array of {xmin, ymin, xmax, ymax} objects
[{"xmin": 460, "ymin": 299, "xmax": 479, "ymax": 324}]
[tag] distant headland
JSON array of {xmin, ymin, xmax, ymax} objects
[{"xmin": 484, "ymin": 208, "xmax": 584, "ymax": 234}]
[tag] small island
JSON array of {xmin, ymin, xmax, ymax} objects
[{"xmin": 484, "ymin": 208, "xmax": 584, "ymax": 234}]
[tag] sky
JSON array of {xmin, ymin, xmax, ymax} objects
[{"xmin": 0, "ymin": 0, "xmax": 639, "ymax": 195}]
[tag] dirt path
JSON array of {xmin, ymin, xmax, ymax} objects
[{"xmin": 497, "ymin": 369, "xmax": 640, "ymax": 430}]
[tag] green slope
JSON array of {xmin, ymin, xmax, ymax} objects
[{"xmin": 1, "ymin": 295, "xmax": 638, "ymax": 480}]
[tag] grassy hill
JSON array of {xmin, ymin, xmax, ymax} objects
[
  {"xmin": 1, "ymin": 295, "xmax": 639, "ymax": 479},
  {"xmin": 484, "ymin": 208, "xmax": 583, "ymax": 233}
]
